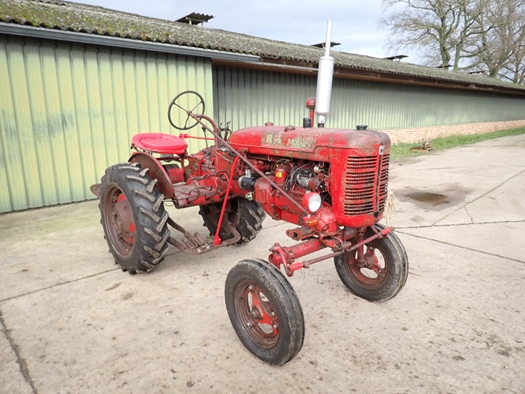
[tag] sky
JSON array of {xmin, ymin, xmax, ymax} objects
[{"xmin": 67, "ymin": 0, "xmax": 416, "ymax": 61}]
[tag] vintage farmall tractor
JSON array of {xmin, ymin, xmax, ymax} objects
[{"xmin": 92, "ymin": 21, "xmax": 408, "ymax": 365}]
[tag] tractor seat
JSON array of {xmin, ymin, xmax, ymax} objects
[{"xmin": 131, "ymin": 133, "xmax": 187, "ymax": 155}]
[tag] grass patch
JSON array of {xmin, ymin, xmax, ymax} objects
[{"xmin": 390, "ymin": 127, "xmax": 525, "ymax": 159}]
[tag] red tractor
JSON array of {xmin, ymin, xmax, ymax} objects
[{"xmin": 91, "ymin": 23, "xmax": 408, "ymax": 365}]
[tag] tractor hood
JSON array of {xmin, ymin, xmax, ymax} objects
[{"xmin": 229, "ymin": 125, "xmax": 391, "ymax": 159}]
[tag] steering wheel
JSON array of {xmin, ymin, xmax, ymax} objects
[{"xmin": 168, "ymin": 90, "xmax": 206, "ymax": 130}]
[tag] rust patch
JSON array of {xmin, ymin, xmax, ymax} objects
[{"xmin": 264, "ymin": 133, "xmax": 315, "ymax": 150}]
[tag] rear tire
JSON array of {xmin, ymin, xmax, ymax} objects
[
  {"xmin": 99, "ymin": 163, "xmax": 170, "ymax": 273},
  {"xmin": 199, "ymin": 198, "xmax": 265, "ymax": 244},
  {"xmin": 225, "ymin": 259, "xmax": 305, "ymax": 365},
  {"xmin": 334, "ymin": 224, "xmax": 408, "ymax": 302}
]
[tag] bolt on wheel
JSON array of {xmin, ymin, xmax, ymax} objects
[{"xmin": 225, "ymin": 259, "xmax": 304, "ymax": 365}]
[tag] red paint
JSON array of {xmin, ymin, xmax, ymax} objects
[
  {"xmin": 269, "ymin": 238, "xmax": 325, "ymax": 267},
  {"xmin": 165, "ymin": 165, "xmax": 185, "ymax": 184},
  {"xmin": 179, "ymin": 133, "xmax": 215, "ymax": 141},
  {"xmin": 99, "ymin": 93, "xmax": 393, "ymax": 276},
  {"xmin": 305, "ymin": 97, "xmax": 316, "ymax": 125},
  {"xmin": 214, "ymin": 156, "xmax": 240, "ymax": 246},
  {"xmin": 132, "ymin": 133, "xmax": 187, "ymax": 154}
]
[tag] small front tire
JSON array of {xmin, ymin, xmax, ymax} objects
[
  {"xmin": 225, "ymin": 259, "xmax": 304, "ymax": 365},
  {"xmin": 334, "ymin": 224, "xmax": 408, "ymax": 302}
]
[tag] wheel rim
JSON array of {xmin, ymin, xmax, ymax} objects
[
  {"xmin": 345, "ymin": 244, "xmax": 389, "ymax": 289},
  {"xmin": 103, "ymin": 185, "xmax": 136, "ymax": 257},
  {"xmin": 233, "ymin": 280, "xmax": 280, "ymax": 348}
]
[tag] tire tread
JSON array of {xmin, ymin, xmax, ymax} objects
[{"xmin": 98, "ymin": 163, "xmax": 170, "ymax": 274}]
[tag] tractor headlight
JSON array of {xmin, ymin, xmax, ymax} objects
[{"xmin": 302, "ymin": 192, "xmax": 322, "ymax": 213}]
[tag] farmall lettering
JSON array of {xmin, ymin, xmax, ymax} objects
[
  {"xmin": 264, "ymin": 132, "xmax": 316, "ymax": 150},
  {"xmin": 92, "ymin": 20, "xmax": 408, "ymax": 365}
]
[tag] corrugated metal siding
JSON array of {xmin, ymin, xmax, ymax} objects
[
  {"xmin": 330, "ymin": 80, "xmax": 525, "ymax": 130},
  {"xmin": 0, "ymin": 35, "xmax": 213, "ymax": 213},
  {"xmin": 213, "ymin": 66, "xmax": 525, "ymax": 131},
  {"xmin": 213, "ymin": 67, "xmax": 316, "ymax": 130}
]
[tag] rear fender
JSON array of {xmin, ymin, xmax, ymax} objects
[{"xmin": 129, "ymin": 152, "xmax": 174, "ymax": 199}]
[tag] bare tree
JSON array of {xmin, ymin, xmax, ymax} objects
[
  {"xmin": 500, "ymin": 45, "xmax": 525, "ymax": 84},
  {"xmin": 469, "ymin": 0, "xmax": 525, "ymax": 78},
  {"xmin": 382, "ymin": 0, "xmax": 525, "ymax": 84},
  {"xmin": 381, "ymin": 0, "xmax": 479, "ymax": 69}
]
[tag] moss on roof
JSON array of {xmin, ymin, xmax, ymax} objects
[{"xmin": 1, "ymin": 0, "xmax": 524, "ymax": 92}]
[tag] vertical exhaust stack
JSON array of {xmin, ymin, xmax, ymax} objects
[{"xmin": 314, "ymin": 20, "xmax": 335, "ymax": 128}]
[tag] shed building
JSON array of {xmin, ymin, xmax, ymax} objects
[{"xmin": 1, "ymin": 0, "xmax": 524, "ymax": 212}]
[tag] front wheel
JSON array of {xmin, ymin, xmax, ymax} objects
[
  {"xmin": 334, "ymin": 224, "xmax": 408, "ymax": 302},
  {"xmin": 225, "ymin": 259, "xmax": 305, "ymax": 365}
]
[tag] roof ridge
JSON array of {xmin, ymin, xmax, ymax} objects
[{"xmin": 1, "ymin": 0, "xmax": 524, "ymax": 92}]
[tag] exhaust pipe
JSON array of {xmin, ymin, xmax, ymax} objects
[{"xmin": 314, "ymin": 20, "xmax": 334, "ymax": 128}]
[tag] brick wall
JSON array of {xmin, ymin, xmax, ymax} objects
[{"xmin": 383, "ymin": 120, "xmax": 525, "ymax": 144}]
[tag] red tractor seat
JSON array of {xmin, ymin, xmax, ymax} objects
[{"xmin": 131, "ymin": 133, "xmax": 187, "ymax": 155}]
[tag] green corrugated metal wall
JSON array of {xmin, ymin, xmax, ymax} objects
[
  {"xmin": 0, "ymin": 35, "xmax": 213, "ymax": 213},
  {"xmin": 2, "ymin": 36, "xmax": 524, "ymax": 213},
  {"xmin": 213, "ymin": 67, "xmax": 315, "ymax": 129},
  {"xmin": 213, "ymin": 66, "xmax": 525, "ymax": 131},
  {"xmin": 330, "ymin": 79, "xmax": 525, "ymax": 130}
]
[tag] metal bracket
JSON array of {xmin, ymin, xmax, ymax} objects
[{"xmin": 166, "ymin": 216, "xmax": 241, "ymax": 254}]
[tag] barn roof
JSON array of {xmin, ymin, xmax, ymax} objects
[{"xmin": 1, "ymin": 0, "xmax": 524, "ymax": 94}]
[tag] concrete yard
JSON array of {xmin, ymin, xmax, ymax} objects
[{"xmin": 1, "ymin": 134, "xmax": 524, "ymax": 393}]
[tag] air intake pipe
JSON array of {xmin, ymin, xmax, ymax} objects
[{"xmin": 314, "ymin": 20, "xmax": 334, "ymax": 128}]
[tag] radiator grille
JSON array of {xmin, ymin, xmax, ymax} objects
[{"xmin": 344, "ymin": 154, "xmax": 389, "ymax": 215}]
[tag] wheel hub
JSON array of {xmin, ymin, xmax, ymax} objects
[
  {"xmin": 349, "ymin": 246, "xmax": 387, "ymax": 288},
  {"xmin": 235, "ymin": 283, "xmax": 280, "ymax": 347},
  {"xmin": 112, "ymin": 198, "xmax": 135, "ymax": 244},
  {"xmin": 250, "ymin": 307, "xmax": 262, "ymax": 320}
]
